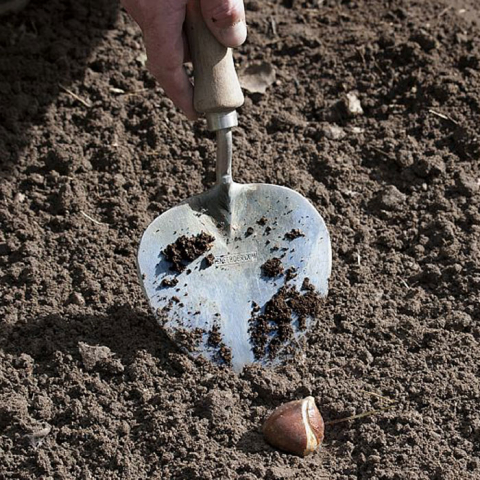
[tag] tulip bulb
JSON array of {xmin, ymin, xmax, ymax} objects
[{"xmin": 262, "ymin": 396, "xmax": 324, "ymax": 457}]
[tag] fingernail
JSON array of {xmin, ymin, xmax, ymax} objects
[{"xmin": 219, "ymin": 20, "xmax": 247, "ymax": 47}]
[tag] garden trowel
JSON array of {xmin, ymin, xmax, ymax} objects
[{"xmin": 137, "ymin": 0, "xmax": 331, "ymax": 372}]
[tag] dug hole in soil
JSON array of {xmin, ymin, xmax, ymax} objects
[{"xmin": 1, "ymin": 0, "xmax": 480, "ymax": 478}]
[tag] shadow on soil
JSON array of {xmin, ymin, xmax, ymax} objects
[
  {"xmin": 0, "ymin": 0, "xmax": 119, "ymax": 174},
  {"xmin": 0, "ymin": 305, "xmax": 179, "ymax": 368}
]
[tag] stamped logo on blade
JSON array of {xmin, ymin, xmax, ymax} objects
[{"xmin": 214, "ymin": 252, "xmax": 258, "ymax": 266}]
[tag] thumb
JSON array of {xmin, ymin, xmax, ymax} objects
[{"xmin": 200, "ymin": 0, "xmax": 247, "ymax": 48}]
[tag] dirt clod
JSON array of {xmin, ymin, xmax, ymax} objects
[
  {"xmin": 161, "ymin": 277, "xmax": 178, "ymax": 288},
  {"xmin": 208, "ymin": 325, "xmax": 232, "ymax": 366},
  {"xmin": 162, "ymin": 232, "xmax": 215, "ymax": 272},
  {"xmin": 78, "ymin": 342, "xmax": 124, "ymax": 373},
  {"xmin": 204, "ymin": 253, "xmax": 215, "ymax": 267},
  {"xmin": 284, "ymin": 229, "xmax": 305, "ymax": 240},
  {"xmin": 285, "ymin": 267, "xmax": 298, "ymax": 282},
  {"xmin": 261, "ymin": 258, "xmax": 284, "ymax": 277},
  {"xmin": 249, "ymin": 285, "xmax": 322, "ymax": 360},
  {"xmin": 301, "ymin": 277, "xmax": 315, "ymax": 292}
]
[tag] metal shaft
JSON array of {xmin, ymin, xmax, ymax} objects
[{"xmin": 216, "ymin": 129, "xmax": 233, "ymax": 185}]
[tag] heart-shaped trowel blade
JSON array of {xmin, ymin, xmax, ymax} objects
[{"xmin": 137, "ymin": 181, "xmax": 331, "ymax": 372}]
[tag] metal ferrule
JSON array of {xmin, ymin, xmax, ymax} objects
[
  {"xmin": 206, "ymin": 111, "xmax": 238, "ymax": 185},
  {"xmin": 206, "ymin": 111, "xmax": 238, "ymax": 131}
]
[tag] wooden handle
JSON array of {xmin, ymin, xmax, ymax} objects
[{"xmin": 185, "ymin": 0, "xmax": 244, "ymax": 114}]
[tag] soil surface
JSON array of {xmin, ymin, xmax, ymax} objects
[{"xmin": 1, "ymin": 0, "xmax": 480, "ymax": 479}]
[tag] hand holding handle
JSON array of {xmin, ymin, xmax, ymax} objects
[{"xmin": 185, "ymin": 0, "xmax": 244, "ymax": 117}]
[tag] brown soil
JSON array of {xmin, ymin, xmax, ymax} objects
[
  {"xmin": 261, "ymin": 257, "xmax": 285, "ymax": 277},
  {"xmin": 285, "ymin": 266, "xmax": 298, "ymax": 282},
  {"xmin": 284, "ymin": 228, "xmax": 305, "ymax": 240},
  {"xmin": 162, "ymin": 231, "xmax": 214, "ymax": 273},
  {"xmin": 160, "ymin": 276, "xmax": 178, "ymax": 288},
  {"xmin": 249, "ymin": 285, "xmax": 322, "ymax": 360},
  {"xmin": 208, "ymin": 325, "xmax": 233, "ymax": 367},
  {"xmin": 1, "ymin": 0, "xmax": 480, "ymax": 479},
  {"xmin": 204, "ymin": 252, "xmax": 215, "ymax": 267}
]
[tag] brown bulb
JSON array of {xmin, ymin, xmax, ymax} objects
[{"xmin": 262, "ymin": 396, "xmax": 324, "ymax": 456}]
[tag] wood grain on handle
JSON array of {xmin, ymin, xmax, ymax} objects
[{"xmin": 185, "ymin": 0, "xmax": 244, "ymax": 114}]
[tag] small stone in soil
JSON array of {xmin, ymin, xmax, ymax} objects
[
  {"xmin": 284, "ymin": 229, "xmax": 305, "ymax": 240},
  {"xmin": 162, "ymin": 232, "xmax": 215, "ymax": 273},
  {"xmin": 261, "ymin": 258, "xmax": 284, "ymax": 277},
  {"xmin": 245, "ymin": 226, "xmax": 254, "ymax": 237}
]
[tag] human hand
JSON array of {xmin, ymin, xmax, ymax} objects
[{"xmin": 121, "ymin": 0, "xmax": 247, "ymax": 120}]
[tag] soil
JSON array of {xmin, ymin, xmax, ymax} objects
[
  {"xmin": 284, "ymin": 228, "xmax": 305, "ymax": 240},
  {"xmin": 285, "ymin": 266, "xmax": 298, "ymax": 282},
  {"xmin": 1, "ymin": 0, "xmax": 480, "ymax": 479},
  {"xmin": 162, "ymin": 232, "xmax": 214, "ymax": 273},
  {"xmin": 160, "ymin": 276, "xmax": 178, "ymax": 288},
  {"xmin": 249, "ymin": 285, "xmax": 323, "ymax": 360},
  {"xmin": 208, "ymin": 325, "xmax": 233, "ymax": 367},
  {"xmin": 204, "ymin": 252, "xmax": 215, "ymax": 267},
  {"xmin": 261, "ymin": 257, "xmax": 285, "ymax": 277}
]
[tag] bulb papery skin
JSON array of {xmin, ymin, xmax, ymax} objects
[{"xmin": 262, "ymin": 396, "xmax": 324, "ymax": 457}]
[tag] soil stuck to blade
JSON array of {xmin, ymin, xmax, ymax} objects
[
  {"xmin": 161, "ymin": 277, "xmax": 178, "ymax": 288},
  {"xmin": 207, "ymin": 325, "xmax": 233, "ymax": 366},
  {"xmin": 284, "ymin": 229, "xmax": 305, "ymax": 240},
  {"xmin": 162, "ymin": 232, "xmax": 215, "ymax": 273},
  {"xmin": 249, "ymin": 282, "xmax": 322, "ymax": 360},
  {"xmin": 261, "ymin": 258, "xmax": 284, "ymax": 277}
]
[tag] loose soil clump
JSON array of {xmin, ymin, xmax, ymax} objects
[
  {"xmin": 285, "ymin": 267, "xmax": 298, "ymax": 282},
  {"xmin": 261, "ymin": 257, "xmax": 284, "ymax": 277},
  {"xmin": 249, "ymin": 285, "xmax": 322, "ymax": 360},
  {"xmin": 203, "ymin": 253, "xmax": 215, "ymax": 267},
  {"xmin": 162, "ymin": 232, "xmax": 214, "ymax": 273},
  {"xmin": 284, "ymin": 229, "xmax": 305, "ymax": 240},
  {"xmin": 161, "ymin": 277, "xmax": 178, "ymax": 288},
  {"xmin": 207, "ymin": 325, "xmax": 233, "ymax": 366}
]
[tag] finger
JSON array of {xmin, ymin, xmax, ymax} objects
[
  {"xmin": 200, "ymin": 0, "xmax": 247, "ymax": 48},
  {"xmin": 144, "ymin": 24, "xmax": 197, "ymax": 120},
  {"xmin": 123, "ymin": 0, "xmax": 198, "ymax": 120},
  {"xmin": 182, "ymin": 31, "xmax": 191, "ymax": 63}
]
